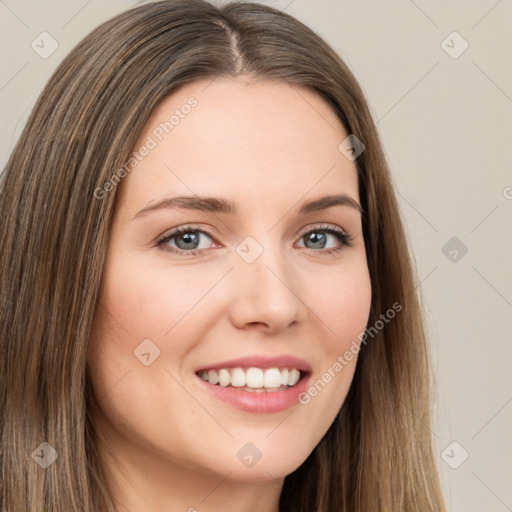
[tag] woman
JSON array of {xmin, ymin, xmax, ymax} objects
[{"xmin": 0, "ymin": 1, "xmax": 446, "ymax": 510}]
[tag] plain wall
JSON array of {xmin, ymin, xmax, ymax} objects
[{"xmin": 1, "ymin": 1, "xmax": 511, "ymax": 510}]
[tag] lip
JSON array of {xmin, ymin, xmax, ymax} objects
[
  {"xmin": 195, "ymin": 371, "xmax": 311, "ymax": 414},
  {"xmin": 194, "ymin": 354, "xmax": 312, "ymax": 373}
]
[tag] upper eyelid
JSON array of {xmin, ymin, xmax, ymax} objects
[
  {"xmin": 297, "ymin": 223, "xmax": 348, "ymax": 235},
  {"xmin": 159, "ymin": 222, "xmax": 347, "ymax": 236}
]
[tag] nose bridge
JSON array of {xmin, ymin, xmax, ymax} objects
[
  {"xmin": 236, "ymin": 232, "xmax": 290, "ymax": 286},
  {"xmin": 228, "ymin": 233, "xmax": 305, "ymax": 330}
]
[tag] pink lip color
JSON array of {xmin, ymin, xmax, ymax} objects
[{"xmin": 195, "ymin": 372, "xmax": 311, "ymax": 414}]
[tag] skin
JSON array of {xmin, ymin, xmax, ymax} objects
[{"xmin": 87, "ymin": 75, "xmax": 372, "ymax": 512}]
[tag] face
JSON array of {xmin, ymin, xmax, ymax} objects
[{"xmin": 87, "ymin": 76, "xmax": 372, "ymax": 485}]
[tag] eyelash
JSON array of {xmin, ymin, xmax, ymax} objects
[{"xmin": 156, "ymin": 224, "xmax": 353, "ymax": 258}]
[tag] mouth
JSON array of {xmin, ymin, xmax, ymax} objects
[
  {"xmin": 194, "ymin": 365, "xmax": 312, "ymax": 413},
  {"xmin": 195, "ymin": 366, "xmax": 308, "ymax": 392}
]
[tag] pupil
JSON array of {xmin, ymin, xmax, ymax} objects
[
  {"xmin": 306, "ymin": 232, "xmax": 326, "ymax": 249},
  {"xmin": 177, "ymin": 232, "xmax": 199, "ymax": 250}
]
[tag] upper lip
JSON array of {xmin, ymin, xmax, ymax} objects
[{"xmin": 195, "ymin": 355, "xmax": 312, "ymax": 373}]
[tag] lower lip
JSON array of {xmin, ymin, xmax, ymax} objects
[{"xmin": 195, "ymin": 373, "xmax": 311, "ymax": 414}]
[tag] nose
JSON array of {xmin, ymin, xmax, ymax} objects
[{"xmin": 227, "ymin": 238, "xmax": 307, "ymax": 334}]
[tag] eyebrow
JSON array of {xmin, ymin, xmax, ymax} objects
[{"xmin": 132, "ymin": 193, "xmax": 364, "ymax": 220}]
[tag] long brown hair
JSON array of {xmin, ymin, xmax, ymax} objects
[{"xmin": 0, "ymin": 1, "xmax": 446, "ymax": 510}]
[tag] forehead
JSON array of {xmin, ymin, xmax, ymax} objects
[{"xmin": 115, "ymin": 77, "xmax": 359, "ymax": 215}]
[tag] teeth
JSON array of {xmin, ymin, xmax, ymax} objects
[
  {"xmin": 218, "ymin": 369, "xmax": 230, "ymax": 387},
  {"xmin": 246, "ymin": 367, "xmax": 264, "ymax": 388},
  {"xmin": 264, "ymin": 368, "xmax": 282, "ymax": 388},
  {"xmin": 198, "ymin": 367, "xmax": 302, "ymax": 389},
  {"xmin": 207, "ymin": 369, "xmax": 219, "ymax": 385},
  {"xmin": 231, "ymin": 368, "xmax": 246, "ymax": 387}
]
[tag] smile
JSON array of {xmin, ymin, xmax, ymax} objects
[{"xmin": 194, "ymin": 366, "xmax": 311, "ymax": 413}]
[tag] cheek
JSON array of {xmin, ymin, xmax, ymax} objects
[
  {"xmin": 308, "ymin": 260, "xmax": 372, "ymax": 350},
  {"xmin": 86, "ymin": 254, "xmax": 222, "ymax": 402},
  {"xmin": 96, "ymin": 253, "xmax": 218, "ymax": 339},
  {"xmin": 295, "ymin": 263, "xmax": 371, "ymax": 430}
]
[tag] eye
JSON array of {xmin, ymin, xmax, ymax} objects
[
  {"xmin": 157, "ymin": 225, "xmax": 217, "ymax": 256},
  {"xmin": 296, "ymin": 224, "xmax": 353, "ymax": 254},
  {"xmin": 156, "ymin": 223, "xmax": 353, "ymax": 257}
]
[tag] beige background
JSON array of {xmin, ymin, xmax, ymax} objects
[{"xmin": 1, "ymin": 0, "xmax": 511, "ymax": 510}]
